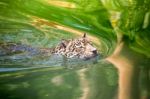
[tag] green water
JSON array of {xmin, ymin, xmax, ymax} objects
[
  {"xmin": 0, "ymin": 0, "xmax": 150, "ymax": 99},
  {"xmin": 0, "ymin": 61, "xmax": 118, "ymax": 99}
]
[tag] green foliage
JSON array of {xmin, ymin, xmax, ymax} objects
[{"xmin": 103, "ymin": 0, "xmax": 150, "ymax": 57}]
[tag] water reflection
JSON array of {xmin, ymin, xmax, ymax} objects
[
  {"xmin": 0, "ymin": 60, "xmax": 118, "ymax": 99},
  {"xmin": 106, "ymin": 42, "xmax": 150, "ymax": 99}
]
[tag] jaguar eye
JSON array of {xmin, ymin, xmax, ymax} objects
[{"xmin": 82, "ymin": 40, "xmax": 85, "ymax": 43}]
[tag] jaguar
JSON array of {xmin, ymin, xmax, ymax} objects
[{"xmin": 0, "ymin": 33, "xmax": 98, "ymax": 60}]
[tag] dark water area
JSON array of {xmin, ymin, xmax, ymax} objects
[{"xmin": 0, "ymin": 0, "xmax": 150, "ymax": 99}]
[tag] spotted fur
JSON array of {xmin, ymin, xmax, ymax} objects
[{"xmin": 47, "ymin": 33, "xmax": 98, "ymax": 59}]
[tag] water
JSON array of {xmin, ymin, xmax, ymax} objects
[
  {"xmin": 0, "ymin": 0, "xmax": 150, "ymax": 99},
  {"xmin": 0, "ymin": 60, "xmax": 118, "ymax": 99}
]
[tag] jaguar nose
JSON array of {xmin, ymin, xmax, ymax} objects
[{"xmin": 92, "ymin": 50, "xmax": 97, "ymax": 55}]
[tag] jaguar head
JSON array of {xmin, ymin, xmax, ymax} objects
[{"xmin": 60, "ymin": 33, "xmax": 98, "ymax": 60}]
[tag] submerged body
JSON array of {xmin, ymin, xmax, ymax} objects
[{"xmin": 0, "ymin": 33, "xmax": 98, "ymax": 60}]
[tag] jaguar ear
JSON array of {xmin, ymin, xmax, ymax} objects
[
  {"xmin": 60, "ymin": 39, "xmax": 67, "ymax": 48},
  {"xmin": 83, "ymin": 33, "xmax": 86, "ymax": 38},
  {"xmin": 61, "ymin": 42, "xmax": 66, "ymax": 48}
]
